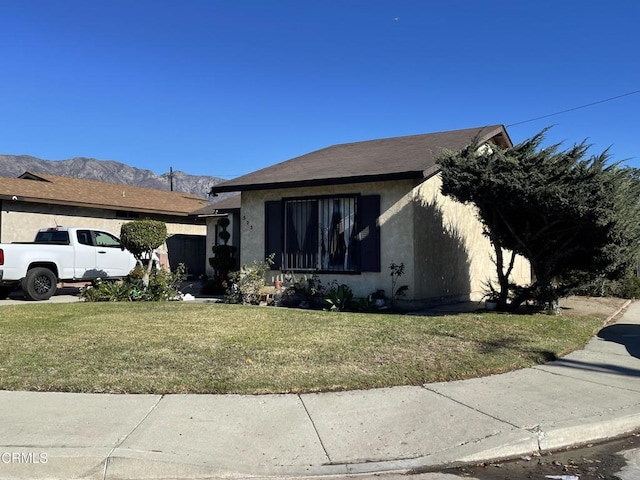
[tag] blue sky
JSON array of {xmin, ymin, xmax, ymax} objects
[{"xmin": 1, "ymin": 1, "xmax": 639, "ymax": 179}]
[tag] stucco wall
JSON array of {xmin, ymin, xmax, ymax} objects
[
  {"xmin": 412, "ymin": 174, "xmax": 530, "ymax": 303},
  {"xmin": 242, "ymin": 180, "xmax": 418, "ymax": 300},
  {"xmin": 240, "ymin": 176, "xmax": 531, "ymax": 306},
  {"xmin": 0, "ymin": 202, "xmax": 206, "ymax": 249}
]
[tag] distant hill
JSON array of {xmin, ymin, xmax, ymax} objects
[{"xmin": 0, "ymin": 154, "xmax": 226, "ymax": 199}]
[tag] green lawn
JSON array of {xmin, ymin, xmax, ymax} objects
[{"xmin": 0, "ymin": 302, "xmax": 605, "ymax": 394}]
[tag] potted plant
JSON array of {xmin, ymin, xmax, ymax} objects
[
  {"xmin": 482, "ymin": 285, "xmax": 501, "ymax": 311},
  {"xmin": 484, "ymin": 294, "xmax": 499, "ymax": 311},
  {"xmin": 481, "ymin": 281, "xmax": 503, "ymax": 311},
  {"xmin": 370, "ymin": 289, "xmax": 386, "ymax": 308}
]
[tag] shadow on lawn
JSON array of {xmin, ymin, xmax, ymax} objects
[{"xmin": 475, "ymin": 336, "xmax": 558, "ymax": 363}]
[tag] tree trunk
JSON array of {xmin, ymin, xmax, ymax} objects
[{"xmin": 489, "ymin": 235, "xmax": 511, "ymax": 310}]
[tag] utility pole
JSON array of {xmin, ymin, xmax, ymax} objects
[{"xmin": 169, "ymin": 166, "xmax": 174, "ymax": 191}]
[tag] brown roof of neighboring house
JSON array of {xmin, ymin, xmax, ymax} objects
[
  {"xmin": 0, "ymin": 172, "xmax": 209, "ymax": 215},
  {"xmin": 210, "ymin": 125, "xmax": 512, "ymax": 193},
  {"xmin": 190, "ymin": 194, "xmax": 241, "ymax": 216}
]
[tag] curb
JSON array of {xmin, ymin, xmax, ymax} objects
[{"xmin": 604, "ymin": 298, "xmax": 633, "ymax": 325}]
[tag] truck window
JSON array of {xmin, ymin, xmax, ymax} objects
[
  {"xmin": 35, "ymin": 231, "xmax": 70, "ymax": 244},
  {"xmin": 94, "ymin": 231, "xmax": 121, "ymax": 248},
  {"xmin": 76, "ymin": 230, "xmax": 93, "ymax": 246}
]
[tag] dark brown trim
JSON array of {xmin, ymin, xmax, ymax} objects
[{"xmin": 210, "ymin": 171, "xmax": 424, "ymax": 194}]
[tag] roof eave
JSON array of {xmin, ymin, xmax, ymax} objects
[
  {"xmin": 1, "ymin": 195, "xmax": 202, "ymax": 217},
  {"xmin": 210, "ymin": 171, "xmax": 424, "ymax": 194},
  {"xmin": 189, "ymin": 207, "xmax": 240, "ymax": 217},
  {"xmin": 480, "ymin": 125, "xmax": 512, "ymax": 148},
  {"xmin": 192, "ymin": 213, "xmax": 230, "ymax": 218},
  {"xmin": 422, "ymin": 164, "xmax": 441, "ymax": 180}
]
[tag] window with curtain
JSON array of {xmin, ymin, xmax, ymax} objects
[
  {"xmin": 283, "ymin": 195, "xmax": 358, "ymax": 272},
  {"xmin": 265, "ymin": 194, "xmax": 380, "ymax": 273}
]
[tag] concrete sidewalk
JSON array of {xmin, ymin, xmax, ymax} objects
[{"xmin": 1, "ymin": 302, "xmax": 639, "ymax": 480}]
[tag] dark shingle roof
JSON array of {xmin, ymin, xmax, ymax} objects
[
  {"xmin": 0, "ymin": 172, "xmax": 209, "ymax": 215},
  {"xmin": 211, "ymin": 125, "xmax": 511, "ymax": 193}
]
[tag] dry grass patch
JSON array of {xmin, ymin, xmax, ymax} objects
[{"xmin": 0, "ymin": 301, "xmax": 613, "ymax": 394}]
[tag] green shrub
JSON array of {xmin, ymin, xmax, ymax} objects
[
  {"xmin": 620, "ymin": 275, "xmax": 640, "ymax": 298},
  {"xmin": 120, "ymin": 219, "xmax": 167, "ymax": 262},
  {"xmin": 80, "ymin": 264, "xmax": 186, "ymax": 302},
  {"xmin": 283, "ymin": 274, "xmax": 327, "ymax": 309},
  {"xmin": 143, "ymin": 264, "xmax": 186, "ymax": 300},
  {"xmin": 353, "ymin": 295, "xmax": 375, "ymax": 312},
  {"xmin": 325, "ymin": 282, "xmax": 354, "ymax": 311},
  {"xmin": 79, "ymin": 279, "xmax": 137, "ymax": 302},
  {"xmin": 225, "ymin": 255, "xmax": 274, "ymax": 304},
  {"xmin": 575, "ymin": 274, "xmax": 640, "ymax": 299}
]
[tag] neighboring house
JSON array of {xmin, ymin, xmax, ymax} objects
[
  {"xmin": 190, "ymin": 194, "xmax": 241, "ymax": 277},
  {"xmin": 0, "ymin": 172, "xmax": 209, "ymax": 277},
  {"xmin": 209, "ymin": 125, "xmax": 531, "ymax": 308}
]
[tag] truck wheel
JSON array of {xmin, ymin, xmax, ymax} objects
[
  {"xmin": 0, "ymin": 286, "xmax": 14, "ymax": 300},
  {"xmin": 22, "ymin": 268, "xmax": 57, "ymax": 301}
]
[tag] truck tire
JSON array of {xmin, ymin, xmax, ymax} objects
[
  {"xmin": 0, "ymin": 286, "xmax": 14, "ymax": 300},
  {"xmin": 22, "ymin": 267, "xmax": 57, "ymax": 301}
]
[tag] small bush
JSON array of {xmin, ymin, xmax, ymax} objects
[
  {"xmin": 225, "ymin": 255, "xmax": 274, "ymax": 304},
  {"xmin": 80, "ymin": 264, "xmax": 186, "ymax": 302},
  {"xmin": 79, "ymin": 279, "xmax": 136, "ymax": 302},
  {"xmin": 389, "ymin": 262, "xmax": 408, "ymax": 306},
  {"xmin": 282, "ymin": 274, "xmax": 328, "ymax": 309},
  {"xmin": 143, "ymin": 264, "xmax": 187, "ymax": 300},
  {"xmin": 325, "ymin": 282, "xmax": 354, "ymax": 311}
]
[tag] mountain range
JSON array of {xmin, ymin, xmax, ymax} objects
[{"xmin": 0, "ymin": 154, "xmax": 226, "ymax": 199}]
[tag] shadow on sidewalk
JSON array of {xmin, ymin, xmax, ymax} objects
[
  {"xmin": 541, "ymin": 324, "xmax": 640, "ymax": 378},
  {"xmin": 598, "ymin": 323, "xmax": 640, "ymax": 359},
  {"xmin": 547, "ymin": 357, "xmax": 640, "ymax": 377}
]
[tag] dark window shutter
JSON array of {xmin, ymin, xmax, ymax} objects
[
  {"xmin": 264, "ymin": 200, "xmax": 282, "ymax": 270},
  {"xmin": 359, "ymin": 195, "xmax": 380, "ymax": 272}
]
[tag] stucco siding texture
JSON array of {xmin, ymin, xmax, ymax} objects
[
  {"xmin": 0, "ymin": 203, "xmax": 205, "ymax": 245},
  {"xmin": 241, "ymin": 181, "xmax": 415, "ymax": 299},
  {"xmin": 412, "ymin": 175, "xmax": 530, "ymax": 302},
  {"xmin": 241, "ymin": 177, "xmax": 530, "ymax": 306}
]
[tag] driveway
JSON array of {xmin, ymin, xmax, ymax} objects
[{"xmin": 0, "ymin": 285, "xmax": 83, "ymax": 305}]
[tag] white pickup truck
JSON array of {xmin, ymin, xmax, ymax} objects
[{"xmin": 0, "ymin": 227, "xmax": 139, "ymax": 301}]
